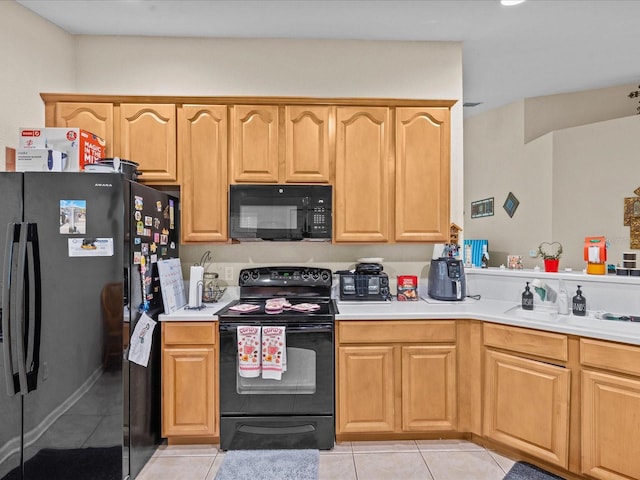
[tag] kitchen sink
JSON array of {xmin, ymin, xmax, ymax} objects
[{"xmin": 503, "ymin": 304, "xmax": 559, "ymax": 322}]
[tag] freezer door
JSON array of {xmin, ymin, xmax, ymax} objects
[
  {"xmin": 126, "ymin": 183, "xmax": 179, "ymax": 479},
  {"xmin": 19, "ymin": 172, "xmax": 125, "ymax": 480},
  {"xmin": 0, "ymin": 174, "xmax": 24, "ymax": 479}
]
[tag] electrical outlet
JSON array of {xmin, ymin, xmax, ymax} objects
[{"xmin": 224, "ymin": 267, "xmax": 234, "ymax": 281}]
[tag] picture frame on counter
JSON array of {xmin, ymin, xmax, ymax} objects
[{"xmin": 470, "ymin": 197, "xmax": 494, "ymax": 218}]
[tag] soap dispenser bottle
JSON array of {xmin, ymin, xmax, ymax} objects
[
  {"xmin": 572, "ymin": 285, "xmax": 586, "ymax": 316},
  {"xmin": 557, "ymin": 280, "xmax": 569, "ymax": 315},
  {"xmin": 481, "ymin": 245, "xmax": 489, "ymax": 268},
  {"xmin": 522, "ymin": 282, "xmax": 534, "ymax": 310}
]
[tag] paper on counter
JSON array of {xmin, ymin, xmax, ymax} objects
[
  {"xmin": 128, "ymin": 312, "xmax": 156, "ymax": 367},
  {"xmin": 188, "ymin": 265, "xmax": 204, "ymax": 307}
]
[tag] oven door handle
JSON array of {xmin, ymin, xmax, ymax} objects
[{"xmin": 219, "ymin": 323, "xmax": 333, "ymax": 334}]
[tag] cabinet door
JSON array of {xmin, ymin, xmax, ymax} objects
[
  {"xmin": 119, "ymin": 103, "xmax": 177, "ymax": 183},
  {"xmin": 402, "ymin": 345, "xmax": 456, "ymax": 432},
  {"xmin": 484, "ymin": 350, "xmax": 570, "ymax": 468},
  {"xmin": 54, "ymin": 102, "xmax": 114, "ymax": 157},
  {"xmin": 284, "ymin": 105, "xmax": 331, "ymax": 183},
  {"xmin": 337, "ymin": 345, "xmax": 395, "ymax": 433},
  {"xmin": 582, "ymin": 369, "xmax": 640, "ymax": 480},
  {"xmin": 395, "ymin": 107, "xmax": 450, "ymax": 242},
  {"xmin": 162, "ymin": 346, "xmax": 216, "ymax": 437},
  {"xmin": 230, "ymin": 105, "xmax": 279, "ymax": 183},
  {"xmin": 335, "ymin": 107, "xmax": 391, "ymax": 242},
  {"xmin": 179, "ymin": 105, "xmax": 228, "ymax": 242}
]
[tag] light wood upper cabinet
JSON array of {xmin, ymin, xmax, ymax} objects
[
  {"xmin": 119, "ymin": 103, "xmax": 177, "ymax": 183},
  {"xmin": 230, "ymin": 105, "xmax": 279, "ymax": 183},
  {"xmin": 395, "ymin": 107, "xmax": 450, "ymax": 242},
  {"xmin": 335, "ymin": 107, "xmax": 391, "ymax": 242},
  {"xmin": 284, "ymin": 105, "xmax": 332, "ymax": 183},
  {"xmin": 483, "ymin": 349, "xmax": 570, "ymax": 468},
  {"xmin": 52, "ymin": 102, "xmax": 114, "ymax": 157},
  {"xmin": 178, "ymin": 105, "xmax": 228, "ymax": 242}
]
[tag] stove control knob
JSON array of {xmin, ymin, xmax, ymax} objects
[
  {"xmin": 301, "ymin": 270, "xmax": 310, "ymax": 280},
  {"xmin": 311, "ymin": 270, "xmax": 320, "ymax": 280},
  {"xmin": 320, "ymin": 270, "xmax": 331, "ymax": 282},
  {"xmin": 250, "ymin": 269, "xmax": 260, "ymax": 281},
  {"xmin": 239, "ymin": 270, "xmax": 251, "ymax": 284}
]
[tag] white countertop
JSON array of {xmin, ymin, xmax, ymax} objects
[
  {"xmin": 335, "ymin": 296, "xmax": 640, "ymax": 346},
  {"xmin": 157, "ymin": 286, "xmax": 640, "ymax": 346}
]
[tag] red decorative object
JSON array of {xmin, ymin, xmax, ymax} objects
[{"xmin": 544, "ymin": 259, "xmax": 560, "ymax": 272}]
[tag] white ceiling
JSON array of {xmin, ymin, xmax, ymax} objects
[{"xmin": 15, "ymin": 0, "xmax": 640, "ymax": 117}]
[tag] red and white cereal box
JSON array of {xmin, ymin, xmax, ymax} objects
[
  {"xmin": 397, "ymin": 275, "xmax": 418, "ymax": 301},
  {"xmin": 19, "ymin": 128, "xmax": 105, "ymax": 171}
]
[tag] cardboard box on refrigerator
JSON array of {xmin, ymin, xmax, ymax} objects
[
  {"xmin": 19, "ymin": 128, "xmax": 106, "ymax": 171},
  {"xmin": 15, "ymin": 149, "xmax": 66, "ymax": 172}
]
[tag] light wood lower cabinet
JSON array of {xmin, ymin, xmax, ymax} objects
[
  {"xmin": 483, "ymin": 349, "xmax": 570, "ymax": 468},
  {"xmin": 161, "ymin": 322, "xmax": 218, "ymax": 442},
  {"xmin": 336, "ymin": 320, "xmax": 457, "ymax": 436},
  {"xmin": 581, "ymin": 338, "xmax": 640, "ymax": 479}
]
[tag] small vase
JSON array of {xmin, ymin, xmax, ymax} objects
[{"xmin": 544, "ymin": 259, "xmax": 560, "ymax": 272}]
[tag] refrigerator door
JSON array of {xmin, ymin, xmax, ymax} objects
[
  {"xmin": 20, "ymin": 172, "xmax": 124, "ymax": 480},
  {"xmin": 0, "ymin": 173, "xmax": 25, "ymax": 479},
  {"xmin": 126, "ymin": 182, "xmax": 179, "ymax": 479}
]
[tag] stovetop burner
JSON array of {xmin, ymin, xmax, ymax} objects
[{"xmin": 217, "ymin": 266, "xmax": 336, "ymax": 323}]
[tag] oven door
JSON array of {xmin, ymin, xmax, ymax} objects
[{"xmin": 219, "ymin": 322, "xmax": 334, "ymax": 416}]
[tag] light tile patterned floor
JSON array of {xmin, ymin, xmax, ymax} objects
[{"xmin": 136, "ymin": 440, "xmax": 516, "ymax": 480}]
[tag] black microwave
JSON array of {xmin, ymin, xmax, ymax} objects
[{"xmin": 229, "ymin": 184, "xmax": 332, "ymax": 241}]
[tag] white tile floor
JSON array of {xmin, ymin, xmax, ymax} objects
[{"xmin": 137, "ymin": 439, "xmax": 517, "ymax": 480}]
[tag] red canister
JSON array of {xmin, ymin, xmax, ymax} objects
[{"xmin": 397, "ymin": 275, "xmax": 418, "ymax": 301}]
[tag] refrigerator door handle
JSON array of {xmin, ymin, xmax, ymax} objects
[
  {"xmin": 2, "ymin": 223, "xmax": 17, "ymax": 395},
  {"xmin": 2, "ymin": 223, "xmax": 29, "ymax": 396},
  {"xmin": 13, "ymin": 223, "xmax": 30, "ymax": 395},
  {"xmin": 24, "ymin": 223, "xmax": 41, "ymax": 392}
]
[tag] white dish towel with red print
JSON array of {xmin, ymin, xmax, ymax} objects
[
  {"xmin": 261, "ymin": 326, "xmax": 286, "ymax": 380},
  {"xmin": 237, "ymin": 326, "xmax": 261, "ymax": 378}
]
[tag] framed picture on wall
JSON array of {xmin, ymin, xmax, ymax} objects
[
  {"xmin": 503, "ymin": 192, "xmax": 520, "ymax": 218},
  {"xmin": 470, "ymin": 197, "xmax": 494, "ymax": 218}
]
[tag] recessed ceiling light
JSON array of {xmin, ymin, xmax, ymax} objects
[{"xmin": 501, "ymin": 0, "xmax": 526, "ymax": 5}]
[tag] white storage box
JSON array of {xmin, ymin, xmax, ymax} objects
[
  {"xmin": 15, "ymin": 149, "xmax": 66, "ymax": 172},
  {"xmin": 19, "ymin": 128, "xmax": 106, "ymax": 171}
]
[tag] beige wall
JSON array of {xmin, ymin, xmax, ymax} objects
[
  {"xmin": 71, "ymin": 35, "xmax": 464, "ymax": 282},
  {"xmin": 0, "ymin": 4, "xmax": 463, "ymax": 284},
  {"xmin": 464, "ymin": 97, "xmax": 640, "ymax": 271},
  {"xmin": 0, "ymin": 1, "xmax": 76, "ymax": 168},
  {"xmin": 524, "ymin": 83, "xmax": 639, "ymax": 143}
]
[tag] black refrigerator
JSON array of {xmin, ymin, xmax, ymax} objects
[{"xmin": 0, "ymin": 172, "xmax": 179, "ymax": 480}]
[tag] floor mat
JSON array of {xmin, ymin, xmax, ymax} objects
[
  {"xmin": 214, "ymin": 449, "xmax": 319, "ymax": 480},
  {"xmin": 503, "ymin": 461, "xmax": 566, "ymax": 480}
]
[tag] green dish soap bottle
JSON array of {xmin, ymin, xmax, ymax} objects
[
  {"xmin": 522, "ymin": 282, "xmax": 534, "ymax": 311},
  {"xmin": 572, "ymin": 285, "xmax": 586, "ymax": 316}
]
